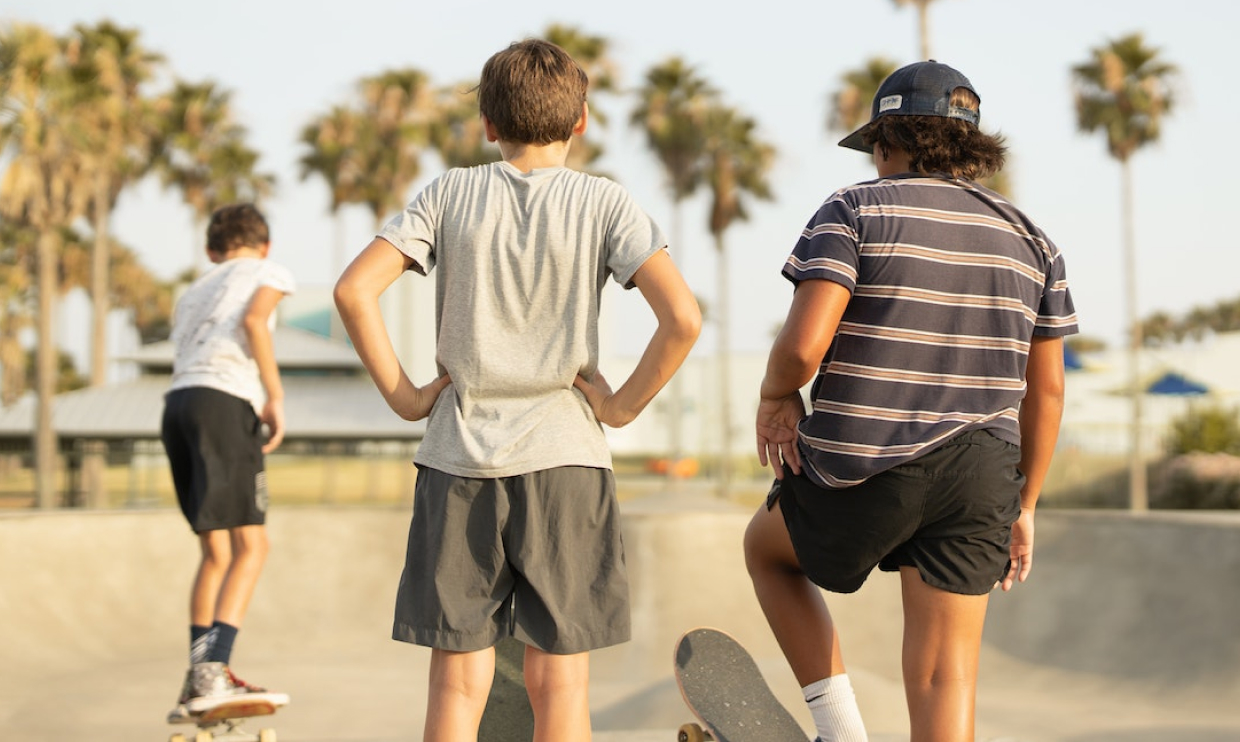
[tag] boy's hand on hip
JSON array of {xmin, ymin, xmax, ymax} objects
[
  {"xmin": 389, "ymin": 374, "xmax": 452, "ymax": 422},
  {"xmin": 756, "ymin": 393, "xmax": 805, "ymax": 479},
  {"xmin": 574, "ymin": 370, "xmax": 635, "ymax": 428}
]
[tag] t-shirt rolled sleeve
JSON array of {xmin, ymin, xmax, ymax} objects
[
  {"xmin": 1033, "ymin": 250, "xmax": 1079, "ymax": 337},
  {"xmin": 378, "ymin": 182, "xmax": 439, "ymax": 275},
  {"xmin": 605, "ymin": 191, "xmax": 667, "ymax": 289},
  {"xmin": 781, "ymin": 196, "xmax": 861, "ymax": 293},
  {"xmin": 259, "ymin": 264, "xmax": 297, "ymax": 296}
]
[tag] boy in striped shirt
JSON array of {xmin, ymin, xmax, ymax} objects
[{"xmin": 746, "ymin": 60, "xmax": 1077, "ymax": 742}]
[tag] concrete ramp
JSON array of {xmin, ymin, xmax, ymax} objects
[{"xmin": 1, "ymin": 498, "xmax": 1238, "ymax": 741}]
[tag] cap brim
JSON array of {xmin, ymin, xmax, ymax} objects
[{"xmin": 838, "ymin": 124, "xmax": 871, "ymax": 153}]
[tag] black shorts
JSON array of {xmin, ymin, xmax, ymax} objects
[
  {"xmin": 392, "ymin": 465, "xmax": 630, "ymax": 654},
  {"xmin": 161, "ymin": 387, "xmax": 268, "ymax": 533},
  {"xmin": 772, "ymin": 429, "xmax": 1023, "ymax": 595}
]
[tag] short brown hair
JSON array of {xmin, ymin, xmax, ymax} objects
[
  {"xmin": 478, "ymin": 39, "xmax": 587, "ymax": 145},
  {"xmin": 207, "ymin": 203, "xmax": 269, "ymax": 253},
  {"xmin": 862, "ymin": 87, "xmax": 1007, "ymax": 180}
]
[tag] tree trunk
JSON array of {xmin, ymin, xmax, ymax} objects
[
  {"xmin": 84, "ymin": 177, "xmax": 111, "ymax": 508},
  {"xmin": 34, "ymin": 227, "xmax": 60, "ymax": 509},
  {"xmin": 715, "ymin": 233, "xmax": 732, "ymax": 497},
  {"xmin": 666, "ymin": 202, "xmax": 686, "ymax": 480},
  {"xmin": 917, "ymin": 2, "xmax": 932, "ymax": 60},
  {"xmin": 1122, "ymin": 158, "xmax": 1147, "ymax": 511}
]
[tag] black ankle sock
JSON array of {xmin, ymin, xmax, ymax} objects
[
  {"xmin": 189, "ymin": 625, "xmax": 212, "ymax": 664},
  {"xmin": 205, "ymin": 622, "xmax": 239, "ymax": 665}
]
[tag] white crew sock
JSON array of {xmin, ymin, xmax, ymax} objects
[{"xmin": 802, "ymin": 674, "xmax": 868, "ymax": 742}]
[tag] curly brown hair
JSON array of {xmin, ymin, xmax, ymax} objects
[
  {"xmin": 859, "ymin": 88, "xmax": 1007, "ymax": 180},
  {"xmin": 206, "ymin": 203, "xmax": 269, "ymax": 254}
]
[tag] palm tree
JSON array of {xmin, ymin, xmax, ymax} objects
[
  {"xmin": 68, "ymin": 21, "xmax": 163, "ymax": 506},
  {"xmin": 631, "ymin": 57, "xmax": 718, "ymax": 471},
  {"xmin": 1073, "ymin": 32, "xmax": 1178, "ymax": 511},
  {"xmin": 544, "ymin": 24, "xmax": 619, "ymax": 173},
  {"xmin": 299, "ymin": 104, "xmax": 369, "ymax": 334},
  {"xmin": 828, "ymin": 57, "xmax": 898, "ymax": 136},
  {"xmin": 351, "ymin": 68, "xmax": 436, "ymax": 363},
  {"xmin": 703, "ymin": 106, "xmax": 775, "ymax": 494},
  {"xmin": 69, "ymin": 21, "xmax": 162, "ymax": 384},
  {"xmin": 429, "ymin": 81, "xmax": 498, "ymax": 169},
  {"xmin": 153, "ymin": 79, "xmax": 274, "ymax": 271},
  {"xmin": 0, "ymin": 220, "xmax": 35, "ymax": 406},
  {"xmin": 0, "ymin": 23, "xmax": 93, "ymax": 508},
  {"xmin": 891, "ymin": 0, "xmax": 938, "ymax": 60},
  {"xmin": 353, "ymin": 68, "xmax": 435, "ymax": 229}
]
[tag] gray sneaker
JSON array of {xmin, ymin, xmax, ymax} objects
[
  {"xmin": 166, "ymin": 667, "xmax": 197, "ymax": 723},
  {"xmin": 189, "ymin": 662, "xmax": 237, "ymax": 700},
  {"xmin": 185, "ymin": 662, "xmax": 286, "ymax": 715}
]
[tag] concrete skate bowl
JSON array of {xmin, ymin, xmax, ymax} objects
[{"xmin": 1, "ymin": 498, "xmax": 1237, "ymax": 742}]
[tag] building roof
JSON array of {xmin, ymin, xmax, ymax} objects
[
  {"xmin": 122, "ymin": 325, "xmax": 362, "ymax": 373},
  {"xmin": 0, "ymin": 327, "xmax": 426, "ymax": 443},
  {"xmin": 0, "ymin": 375, "xmax": 425, "ymax": 442}
]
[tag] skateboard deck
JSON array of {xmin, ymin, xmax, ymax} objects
[
  {"xmin": 169, "ymin": 693, "xmax": 287, "ymax": 742},
  {"xmin": 478, "ymin": 637, "xmax": 535, "ymax": 742},
  {"xmin": 674, "ymin": 627, "xmax": 808, "ymax": 742}
]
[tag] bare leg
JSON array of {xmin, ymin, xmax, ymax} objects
[
  {"xmin": 423, "ymin": 647, "xmax": 494, "ymax": 742},
  {"xmin": 899, "ymin": 567, "xmax": 989, "ymax": 742},
  {"xmin": 524, "ymin": 647, "xmax": 591, "ymax": 741},
  {"xmin": 191, "ymin": 530, "xmax": 231, "ymax": 627},
  {"xmin": 744, "ymin": 502, "xmax": 845, "ymax": 684},
  {"xmin": 213, "ymin": 525, "xmax": 269, "ymax": 628}
]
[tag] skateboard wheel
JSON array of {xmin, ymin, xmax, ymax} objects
[
  {"xmin": 258, "ymin": 730, "xmax": 277, "ymax": 742},
  {"xmin": 193, "ymin": 732, "xmax": 213, "ymax": 742},
  {"xmin": 169, "ymin": 735, "xmax": 187, "ymax": 742},
  {"xmin": 677, "ymin": 722, "xmax": 707, "ymax": 742}
]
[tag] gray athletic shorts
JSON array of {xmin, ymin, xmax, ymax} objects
[
  {"xmin": 161, "ymin": 387, "xmax": 268, "ymax": 533},
  {"xmin": 771, "ymin": 429, "xmax": 1023, "ymax": 595},
  {"xmin": 392, "ymin": 465, "xmax": 631, "ymax": 654}
]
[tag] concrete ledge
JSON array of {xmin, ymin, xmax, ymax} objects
[{"xmin": 2, "ymin": 503, "xmax": 1239, "ymax": 741}]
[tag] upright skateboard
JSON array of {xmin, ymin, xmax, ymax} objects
[
  {"xmin": 674, "ymin": 627, "xmax": 809, "ymax": 742},
  {"xmin": 168, "ymin": 694, "xmax": 286, "ymax": 742},
  {"xmin": 478, "ymin": 637, "xmax": 536, "ymax": 742}
]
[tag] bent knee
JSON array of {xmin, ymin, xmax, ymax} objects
[{"xmin": 743, "ymin": 505, "xmax": 799, "ymax": 578}]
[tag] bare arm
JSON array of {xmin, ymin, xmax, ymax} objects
[
  {"xmin": 756, "ymin": 279, "xmax": 851, "ymax": 477},
  {"xmin": 333, "ymin": 238, "xmax": 451, "ymax": 421},
  {"xmin": 574, "ymin": 249, "xmax": 701, "ymax": 427},
  {"xmin": 1002, "ymin": 334, "xmax": 1066, "ymax": 591},
  {"xmin": 242, "ymin": 285, "xmax": 288, "ymax": 453}
]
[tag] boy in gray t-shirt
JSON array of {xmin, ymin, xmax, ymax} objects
[{"xmin": 334, "ymin": 39, "xmax": 700, "ymax": 740}]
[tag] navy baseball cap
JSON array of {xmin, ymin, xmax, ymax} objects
[{"xmin": 839, "ymin": 60, "xmax": 981, "ymax": 152}]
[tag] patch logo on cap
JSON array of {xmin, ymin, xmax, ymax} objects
[{"xmin": 878, "ymin": 94, "xmax": 903, "ymax": 113}]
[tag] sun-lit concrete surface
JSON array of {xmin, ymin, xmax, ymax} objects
[{"xmin": 2, "ymin": 494, "xmax": 1238, "ymax": 741}]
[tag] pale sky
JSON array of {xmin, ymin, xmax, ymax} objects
[{"xmin": 5, "ymin": 0, "xmax": 1234, "ymax": 357}]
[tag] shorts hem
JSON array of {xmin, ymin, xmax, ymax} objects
[
  {"xmin": 878, "ymin": 562, "xmax": 1002, "ymax": 596},
  {"xmin": 189, "ymin": 516, "xmax": 267, "ymax": 534},
  {"xmin": 392, "ymin": 622, "xmax": 631, "ymax": 655}
]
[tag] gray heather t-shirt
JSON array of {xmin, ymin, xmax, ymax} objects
[{"xmin": 378, "ymin": 161, "xmax": 666, "ymax": 478}]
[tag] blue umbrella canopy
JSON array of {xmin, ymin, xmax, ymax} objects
[
  {"xmin": 1064, "ymin": 345, "xmax": 1084, "ymax": 371},
  {"xmin": 1146, "ymin": 372, "xmax": 1210, "ymax": 396}
]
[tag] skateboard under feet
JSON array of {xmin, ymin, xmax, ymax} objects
[
  {"xmin": 168, "ymin": 695, "xmax": 284, "ymax": 742},
  {"xmin": 674, "ymin": 627, "xmax": 809, "ymax": 742}
]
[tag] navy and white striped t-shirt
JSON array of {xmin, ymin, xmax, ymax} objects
[{"xmin": 783, "ymin": 174, "xmax": 1078, "ymax": 489}]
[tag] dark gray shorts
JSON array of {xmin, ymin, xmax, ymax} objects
[
  {"xmin": 771, "ymin": 429, "xmax": 1023, "ymax": 595},
  {"xmin": 161, "ymin": 387, "xmax": 268, "ymax": 533},
  {"xmin": 393, "ymin": 465, "xmax": 630, "ymax": 654}
]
